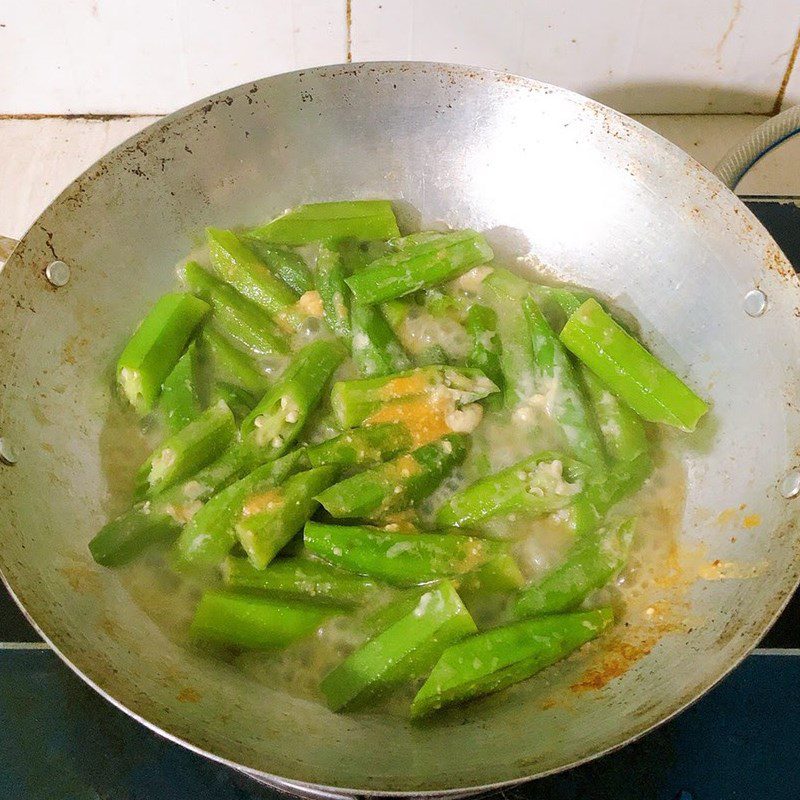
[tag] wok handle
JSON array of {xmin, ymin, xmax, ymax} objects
[
  {"xmin": 0, "ymin": 235, "xmax": 18, "ymax": 270},
  {"xmin": 714, "ymin": 105, "xmax": 800, "ymax": 190}
]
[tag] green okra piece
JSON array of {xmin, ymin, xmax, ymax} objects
[
  {"xmin": 419, "ymin": 287, "xmax": 468, "ymax": 322},
  {"xmin": 411, "ymin": 607, "xmax": 613, "ymax": 717},
  {"xmin": 415, "ymin": 344, "xmax": 451, "ymax": 367},
  {"xmin": 560, "ymin": 298, "xmax": 709, "ymax": 432},
  {"xmin": 184, "ymin": 261, "xmax": 289, "ymax": 355},
  {"xmin": 436, "ymin": 451, "xmax": 586, "ymax": 528},
  {"xmin": 331, "ymin": 365, "xmax": 498, "ymax": 428},
  {"xmin": 116, "ymin": 292, "xmax": 210, "ymax": 414},
  {"xmin": 320, "ymin": 580, "xmax": 477, "ymax": 711},
  {"xmin": 529, "ymin": 284, "xmax": 589, "ymax": 332},
  {"xmin": 135, "ymin": 399, "xmax": 236, "ymax": 498},
  {"xmin": 236, "ymin": 466, "xmax": 339, "ymax": 569},
  {"xmin": 222, "ymin": 555, "xmax": 377, "ymax": 606},
  {"xmin": 380, "ymin": 298, "xmax": 412, "ymax": 331},
  {"xmin": 568, "ymin": 454, "xmax": 652, "ymax": 537},
  {"xmin": 248, "ymin": 200, "xmax": 400, "ymax": 245},
  {"xmin": 389, "ymin": 231, "xmax": 447, "ymax": 250},
  {"xmin": 482, "ymin": 269, "xmax": 537, "ymax": 408},
  {"xmin": 338, "ymin": 237, "xmax": 391, "ymax": 273},
  {"xmin": 464, "ymin": 304, "xmax": 504, "ymax": 410},
  {"xmin": 513, "ymin": 519, "xmax": 635, "ymax": 618},
  {"xmin": 211, "ymin": 382, "xmax": 257, "ymax": 424},
  {"xmin": 523, "ymin": 295, "xmax": 607, "ymax": 468},
  {"xmin": 159, "ymin": 345, "xmax": 202, "ymax": 434},
  {"xmin": 172, "ymin": 451, "xmax": 304, "ymax": 571},
  {"xmin": 90, "ymin": 413, "xmax": 310, "ymax": 568},
  {"xmin": 206, "ymin": 228, "xmax": 302, "ymax": 331},
  {"xmin": 88, "ymin": 507, "xmax": 179, "ymax": 568},
  {"xmin": 242, "ymin": 238, "xmax": 314, "ymax": 294},
  {"xmin": 341, "ymin": 240, "xmax": 410, "ymax": 360},
  {"xmin": 316, "ymin": 241, "xmax": 351, "ymax": 339},
  {"xmin": 303, "ymin": 522, "xmax": 504, "ymax": 586},
  {"xmin": 306, "ymin": 423, "xmax": 413, "ymax": 468},
  {"xmin": 581, "ymin": 367, "xmax": 649, "ymax": 464},
  {"xmin": 189, "ymin": 590, "xmax": 333, "ymax": 650},
  {"xmin": 202, "ymin": 326, "xmax": 270, "ymax": 397},
  {"xmin": 350, "ymin": 301, "xmax": 412, "ymax": 377},
  {"xmin": 455, "ymin": 553, "xmax": 525, "ymax": 594},
  {"xmin": 526, "ymin": 286, "xmax": 649, "ymax": 463},
  {"xmin": 241, "ymin": 338, "xmax": 347, "ymax": 455},
  {"xmin": 315, "ymin": 434, "xmax": 469, "ymax": 520},
  {"xmin": 346, "ymin": 230, "xmax": 494, "ymax": 305}
]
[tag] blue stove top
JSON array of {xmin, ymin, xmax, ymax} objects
[{"xmin": 3, "ymin": 198, "xmax": 799, "ymax": 800}]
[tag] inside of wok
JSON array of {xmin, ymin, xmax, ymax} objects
[{"xmin": 1, "ymin": 64, "xmax": 800, "ymax": 794}]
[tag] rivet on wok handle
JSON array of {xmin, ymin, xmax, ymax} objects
[
  {"xmin": 0, "ymin": 438, "xmax": 18, "ymax": 466},
  {"xmin": 743, "ymin": 289, "xmax": 767, "ymax": 317},
  {"xmin": 45, "ymin": 260, "xmax": 70, "ymax": 287},
  {"xmin": 780, "ymin": 471, "xmax": 800, "ymax": 499}
]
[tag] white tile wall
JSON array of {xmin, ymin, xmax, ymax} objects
[
  {"xmin": 0, "ymin": 0, "xmax": 347, "ymax": 114},
  {"xmin": 2, "ymin": 0, "xmax": 800, "ymax": 243},
  {"xmin": 0, "ymin": 0, "xmax": 798, "ymax": 115},
  {"xmin": 0, "ymin": 117, "xmax": 157, "ymax": 238},
  {"xmin": 350, "ymin": 0, "xmax": 800, "ymax": 113}
]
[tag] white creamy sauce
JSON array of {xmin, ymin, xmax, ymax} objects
[{"xmin": 398, "ymin": 309, "xmax": 471, "ymax": 360}]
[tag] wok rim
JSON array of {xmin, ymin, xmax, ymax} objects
[{"xmin": 1, "ymin": 60, "xmax": 799, "ymax": 796}]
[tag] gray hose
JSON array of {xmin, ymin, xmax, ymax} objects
[{"xmin": 714, "ymin": 105, "xmax": 800, "ymax": 190}]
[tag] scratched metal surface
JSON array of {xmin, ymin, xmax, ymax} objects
[
  {"xmin": 4, "ymin": 65, "xmax": 800, "ymax": 795},
  {"xmin": 0, "ymin": 198, "xmax": 799, "ymax": 799}
]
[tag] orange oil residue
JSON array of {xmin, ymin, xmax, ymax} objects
[
  {"xmin": 570, "ymin": 454, "xmax": 696, "ymax": 694},
  {"xmin": 697, "ymin": 558, "xmax": 767, "ymax": 580},
  {"xmin": 571, "ymin": 600, "xmax": 685, "ymax": 694},
  {"xmin": 381, "ymin": 453, "xmax": 423, "ymax": 482},
  {"xmin": 381, "ymin": 510, "xmax": 421, "ymax": 531},
  {"xmin": 377, "ymin": 370, "xmax": 429, "ymax": 400},
  {"xmin": 366, "ymin": 394, "xmax": 452, "ymax": 447},
  {"xmin": 295, "ymin": 290, "xmax": 325, "ymax": 318},
  {"xmin": 242, "ymin": 487, "xmax": 285, "ymax": 517}
]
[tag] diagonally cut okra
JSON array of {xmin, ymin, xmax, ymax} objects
[
  {"xmin": 235, "ymin": 466, "xmax": 339, "ymax": 569},
  {"xmin": 184, "ymin": 260, "xmax": 289, "ymax": 355},
  {"xmin": 320, "ymin": 581, "xmax": 476, "ymax": 711},
  {"xmin": 513, "ymin": 519, "xmax": 635, "ymax": 618},
  {"xmin": 346, "ymin": 230, "xmax": 494, "ymax": 305},
  {"xmin": 189, "ymin": 591, "xmax": 334, "ymax": 650},
  {"xmin": 117, "ymin": 292, "xmax": 210, "ymax": 414},
  {"xmin": 303, "ymin": 522, "xmax": 507, "ymax": 586},
  {"xmin": 136, "ymin": 399, "xmax": 236, "ymax": 498},
  {"xmin": 206, "ymin": 228, "xmax": 303, "ymax": 331},
  {"xmin": 248, "ymin": 200, "xmax": 400, "ymax": 245},
  {"xmin": 560, "ymin": 298, "xmax": 709, "ymax": 431},
  {"xmin": 411, "ymin": 607, "xmax": 613, "ymax": 717},
  {"xmin": 315, "ymin": 434, "xmax": 469, "ymax": 520},
  {"xmin": 159, "ymin": 345, "xmax": 202, "ymax": 434}
]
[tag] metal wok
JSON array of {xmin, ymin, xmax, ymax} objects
[{"xmin": 2, "ymin": 62, "xmax": 800, "ymax": 797}]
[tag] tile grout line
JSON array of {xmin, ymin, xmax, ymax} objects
[
  {"xmin": 345, "ymin": 0, "xmax": 352, "ymax": 62},
  {"xmin": 772, "ymin": 21, "xmax": 800, "ymax": 114},
  {"xmin": 0, "ymin": 113, "xmax": 160, "ymax": 121},
  {"xmin": 0, "ymin": 112, "xmax": 779, "ymax": 121}
]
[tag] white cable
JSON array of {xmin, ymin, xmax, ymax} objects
[{"xmin": 714, "ymin": 105, "xmax": 800, "ymax": 190}]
